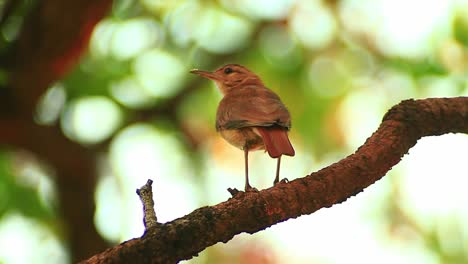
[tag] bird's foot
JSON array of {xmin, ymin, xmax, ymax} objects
[
  {"xmin": 227, "ymin": 186, "xmax": 258, "ymax": 197},
  {"xmin": 274, "ymin": 178, "xmax": 289, "ymax": 186},
  {"xmin": 245, "ymin": 186, "xmax": 259, "ymax": 192},
  {"xmin": 227, "ymin": 188, "xmax": 241, "ymax": 197}
]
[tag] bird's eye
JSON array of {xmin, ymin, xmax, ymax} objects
[{"xmin": 224, "ymin": 67, "xmax": 233, "ymax": 74}]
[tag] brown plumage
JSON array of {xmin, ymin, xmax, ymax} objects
[{"xmin": 190, "ymin": 64, "xmax": 295, "ymax": 191}]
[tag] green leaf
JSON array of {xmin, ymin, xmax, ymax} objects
[
  {"xmin": 454, "ymin": 15, "xmax": 468, "ymax": 47},
  {"xmin": 0, "ymin": 152, "xmax": 55, "ymax": 221}
]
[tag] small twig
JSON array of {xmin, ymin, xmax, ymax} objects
[{"xmin": 136, "ymin": 179, "xmax": 158, "ymax": 230}]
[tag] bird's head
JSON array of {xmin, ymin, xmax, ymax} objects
[{"xmin": 190, "ymin": 64, "xmax": 263, "ymax": 94}]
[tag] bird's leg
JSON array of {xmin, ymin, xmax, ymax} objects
[
  {"xmin": 274, "ymin": 155, "xmax": 289, "ymax": 185},
  {"xmin": 274, "ymin": 155, "xmax": 281, "ymax": 185},
  {"xmin": 244, "ymin": 148, "xmax": 254, "ymax": 191}
]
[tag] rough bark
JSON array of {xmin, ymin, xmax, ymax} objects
[{"xmin": 81, "ymin": 97, "xmax": 468, "ymax": 263}]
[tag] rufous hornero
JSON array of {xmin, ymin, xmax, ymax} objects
[{"xmin": 190, "ymin": 64, "xmax": 295, "ymax": 191}]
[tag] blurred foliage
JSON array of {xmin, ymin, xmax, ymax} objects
[
  {"xmin": 64, "ymin": 58, "xmax": 132, "ymax": 99},
  {"xmin": 0, "ymin": 151, "xmax": 54, "ymax": 220},
  {"xmin": 454, "ymin": 14, "xmax": 468, "ymax": 47},
  {"xmin": 0, "ymin": 0, "xmax": 35, "ymax": 57},
  {"xmin": 385, "ymin": 58, "xmax": 447, "ymax": 78}
]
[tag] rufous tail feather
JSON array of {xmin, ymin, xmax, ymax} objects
[{"xmin": 256, "ymin": 127, "xmax": 295, "ymax": 158}]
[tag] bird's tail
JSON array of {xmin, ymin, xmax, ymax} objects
[{"xmin": 256, "ymin": 127, "xmax": 295, "ymax": 158}]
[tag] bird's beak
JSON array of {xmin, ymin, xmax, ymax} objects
[{"xmin": 190, "ymin": 69, "xmax": 220, "ymax": 80}]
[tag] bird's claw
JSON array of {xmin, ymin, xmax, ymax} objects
[
  {"xmin": 227, "ymin": 186, "xmax": 259, "ymax": 197},
  {"xmin": 274, "ymin": 178, "xmax": 289, "ymax": 185},
  {"xmin": 245, "ymin": 186, "xmax": 259, "ymax": 192},
  {"xmin": 227, "ymin": 188, "xmax": 241, "ymax": 197}
]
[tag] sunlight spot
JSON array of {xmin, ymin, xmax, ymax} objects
[
  {"xmin": 62, "ymin": 96, "xmax": 122, "ymax": 144},
  {"xmin": 89, "ymin": 19, "xmax": 117, "ymax": 58},
  {"xmin": 110, "ymin": 18, "xmax": 164, "ymax": 60},
  {"xmin": 166, "ymin": 1, "xmax": 202, "ymax": 47},
  {"xmin": 290, "ymin": 0, "xmax": 337, "ymax": 50},
  {"xmin": 308, "ymin": 56, "xmax": 349, "ymax": 98},
  {"xmin": 418, "ymin": 76, "xmax": 460, "ymax": 97},
  {"xmin": 35, "ymin": 83, "xmax": 67, "ymax": 125},
  {"xmin": 259, "ymin": 25, "xmax": 302, "ymax": 69},
  {"xmin": 95, "ymin": 173, "xmax": 123, "ymax": 242},
  {"xmin": 141, "ymin": 0, "xmax": 182, "ymax": 13},
  {"xmin": 374, "ymin": 0, "xmax": 453, "ymax": 58},
  {"xmin": 339, "ymin": 0, "xmax": 380, "ymax": 37},
  {"xmin": 0, "ymin": 214, "xmax": 68, "ymax": 264},
  {"xmin": 10, "ymin": 151, "xmax": 57, "ymax": 212},
  {"xmin": 193, "ymin": 7, "xmax": 253, "ymax": 54},
  {"xmin": 338, "ymin": 88, "xmax": 387, "ymax": 149},
  {"xmin": 221, "ymin": 0, "xmax": 295, "ymax": 20},
  {"xmin": 399, "ymin": 134, "xmax": 468, "ymax": 229},
  {"xmin": 438, "ymin": 39, "xmax": 466, "ymax": 75},
  {"xmin": 91, "ymin": 17, "xmax": 163, "ymax": 60},
  {"xmin": 340, "ymin": 0, "xmax": 454, "ymax": 59},
  {"xmin": 133, "ymin": 49, "xmax": 186, "ymax": 98},
  {"xmin": 267, "ymin": 179, "xmax": 438, "ymax": 264},
  {"xmin": 110, "ymin": 76, "xmax": 156, "ymax": 108},
  {"xmin": 109, "ymin": 124, "xmax": 198, "ymax": 239}
]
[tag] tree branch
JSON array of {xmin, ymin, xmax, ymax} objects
[
  {"xmin": 82, "ymin": 97, "xmax": 468, "ymax": 263},
  {"xmin": 136, "ymin": 179, "xmax": 159, "ymax": 230}
]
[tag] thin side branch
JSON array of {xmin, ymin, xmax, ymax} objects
[
  {"xmin": 82, "ymin": 97, "xmax": 468, "ymax": 264},
  {"xmin": 136, "ymin": 179, "xmax": 159, "ymax": 230}
]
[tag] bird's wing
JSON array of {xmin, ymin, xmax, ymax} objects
[{"xmin": 216, "ymin": 86, "xmax": 291, "ymax": 130}]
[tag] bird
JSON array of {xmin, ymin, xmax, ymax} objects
[{"xmin": 190, "ymin": 64, "xmax": 295, "ymax": 192}]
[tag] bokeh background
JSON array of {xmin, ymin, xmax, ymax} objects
[{"xmin": 1, "ymin": 0, "xmax": 468, "ymax": 263}]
